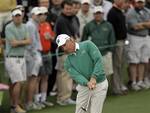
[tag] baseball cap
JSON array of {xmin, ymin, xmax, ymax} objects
[
  {"xmin": 11, "ymin": 9, "xmax": 22, "ymax": 16},
  {"xmin": 93, "ymin": 6, "xmax": 104, "ymax": 13},
  {"xmin": 40, "ymin": 7, "xmax": 48, "ymax": 13},
  {"xmin": 31, "ymin": 7, "xmax": 42, "ymax": 15},
  {"xmin": 56, "ymin": 34, "xmax": 71, "ymax": 47},
  {"xmin": 135, "ymin": 0, "xmax": 145, "ymax": 2},
  {"xmin": 81, "ymin": 0, "xmax": 91, "ymax": 4}
]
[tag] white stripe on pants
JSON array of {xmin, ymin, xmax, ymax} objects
[{"xmin": 76, "ymin": 79, "xmax": 108, "ymax": 113}]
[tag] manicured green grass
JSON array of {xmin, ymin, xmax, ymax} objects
[
  {"xmin": 30, "ymin": 90, "xmax": 150, "ymax": 113},
  {"xmin": 1, "ymin": 59, "xmax": 150, "ymax": 113},
  {"xmin": 1, "ymin": 90, "xmax": 150, "ymax": 113},
  {"xmin": 103, "ymin": 90, "xmax": 150, "ymax": 113}
]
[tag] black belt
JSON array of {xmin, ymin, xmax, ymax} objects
[
  {"xmin": 6, "ymin": 56, "xmax": 24, "ymax": 58},
  {"xmin": 129, "ymin": 33, "xmax": 148, "ymax": 37},
  {"xmin": 40, "ymin": 51, "xmax": 49, "ymax": 55}
]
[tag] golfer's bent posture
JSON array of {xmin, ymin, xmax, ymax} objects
[{"xmin": 56, "ymin": 34, "xmax": 108, "ymax": 113}]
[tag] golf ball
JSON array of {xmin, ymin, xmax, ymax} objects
[{"xmin": 125, "ymin": 40, "xmax": 129, "ymax": 45}]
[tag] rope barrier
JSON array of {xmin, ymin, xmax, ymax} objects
[{"xmin": 0, "ymin": 42, "xmax": 127, "ymax": 64}]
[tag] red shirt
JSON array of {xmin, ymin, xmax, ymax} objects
[{"xmin": 39, "ymin": 22, "xmax": 55, "ymax": 53}]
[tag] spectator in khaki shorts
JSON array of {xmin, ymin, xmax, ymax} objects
[
  {"xmin": 5, "ymin": 9, "xmax": 31, "ymax": 113},
  {"xmin": 126, "ymin": 0, "xmax": 150, "ymax": 91},
  {"xmin": 25, "ymin": 7, "xmax": 43, "ymax": 111}
]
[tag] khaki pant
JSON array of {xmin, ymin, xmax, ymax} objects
[
  {"xmin": 56, "ymin": 55, "xmax": 73, "ymax": 101},
  {"xmin": 112, "ymin": 40, "xmax": 126, "ymax": 93},
  {"xmin": 76, "ymin": 79, "xmax": 108, "ymax": 113},
  {"xmin": 103, "ymin": 52, "xmax": 113, "ymax": 76}
]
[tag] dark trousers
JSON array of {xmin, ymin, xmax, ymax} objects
[{"xmin": 47, "ymin": 42, "xmax": 57, "ymax": 95}]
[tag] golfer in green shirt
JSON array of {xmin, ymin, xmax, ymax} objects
[{"xmin": 56, "ymin": 34, "xmax": 108, "ymax": 113}]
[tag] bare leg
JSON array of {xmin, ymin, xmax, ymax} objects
[
  {"xmin": 34, "ymin": 76, "xmax": 41, "ymax": 103},
  {"xmin": 138, "ymin": 63, "xmax": 145, "ymax": 81},
  {"xmin": 11, "ymin": 82, "xmax": 21, "ymax": 107},
  {"xmin": 40, "ymin": 75, "xmax": 48, "ymax": 93},
  {"xmin": 35, "ymin": 77, "xmax": 41, "ymax": 95},
  {"xmin": 40, "ymin": 75, "xmax": 48, "ymax": 102},
  {"xmin": 129, "ymin": 63, "xmax": 137, "ymax": 83},
  {"xmin": 9, "ymin": 84, "xmax": 13, "ymax": 106},
  {"xmin": 27, "ymin": 76, "xmax": 38, "ymax": 104}
]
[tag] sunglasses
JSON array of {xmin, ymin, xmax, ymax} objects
[
  {"xmin": 14, "ymin": 14, "xmax": 22, "ymax": 17},
  {"xmin": 38, "ymin": 13, "xmax": 48, "ymax": 16},
  {"xmin": 94, "ymin": 12, "xmax": 103, "ymax": 14},
  {"xmin": 21, "ymin": 10, "xmax": 25, "ymax": 12}
]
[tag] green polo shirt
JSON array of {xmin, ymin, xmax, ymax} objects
[
  {"xmin": 82, "ymin": 20, "xmax": 116, "ymax": 56},
  {"xmin": 64, "ymin": 40, "xmax": 106, "ymax": 86},
  {"xmin": 5, "ymin": 22, "xmax": 29, "ymax": 56}
]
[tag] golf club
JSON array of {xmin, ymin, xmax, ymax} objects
[{"xmin": 81, "ymin": 90, "xmax": 92, "ymax": 112}]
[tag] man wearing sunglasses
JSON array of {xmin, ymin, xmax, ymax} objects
[{"xmin": 5, "ymin": 8, "xmax": 31, "ymax": 113}]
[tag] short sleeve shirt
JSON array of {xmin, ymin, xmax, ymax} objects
[
  {"xmin": 5, "ymin": 22, "xmax": 29, "ymax": 56},
  {"xmin": 39, "ymin": 22, "xmax": 55, "ymax": 52},
  {"xmin": 26, "ymin": 19, "xmax": 42, "ymax": 51},
  {"xmin": 126, "ymin": 7, "xmax": 150, "ymax": 36}
]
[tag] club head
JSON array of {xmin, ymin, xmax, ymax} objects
[{"xmin": 81, "ymin": 107, "xmax": 87, "ymax": 111}]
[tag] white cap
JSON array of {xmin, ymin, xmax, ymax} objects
[
  {"xmin": 93, "ymin": 6, "xmax": 104, "ymax": 13},
  {"xmin": 40, "ymin": 7, "xmax": 48, "ymax": 13},
  {"xmin": 31, "ymin": 7, "xmax": 42, "ymax": 15},
  {"xmin": 81, "ymin": 0, "xmax": 91, "ymax": 4},
  {"xmin": 56, "ymin": 34, "xmax": 71, "ymax": 47},
  {"xmin": 11, "ymin": 9, "xmax": 22, "ymax": 16},
  {"xmin": 135, "ymin": 0, "xmax": 145, "ymax": 2}
]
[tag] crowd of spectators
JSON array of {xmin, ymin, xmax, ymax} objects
[{"xmin": 1, "ymin": 0, "xmax": 150, "ymax": 113}]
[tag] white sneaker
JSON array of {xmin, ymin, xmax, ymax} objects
[
  {"xmin": 137, "ymin": 82, "xmax": 149, "ymax": 89},
  {"xmin": 131, "ymin": 84, "xmax": 141, "ymax": 91},
  {"xmin": 144, "ymin": 78, "xmax": 150, "ymax": 89},
  {"xmin": 35, "ymin": 102, "xmax": 45, "ymax": 108},
  {"xmin": 57, "ymin": 98, "xmax": 76, "ymax": 106},
  {"xmin": 57, "ymin": 100, "xmax": 67, "ymax": 106},
  {"xmin": 49, "ymin": 91, "xmax": 57, "ymax": 96},
  {"xmin": 63, "ymin": 98, "xmax": 76, "ymax": 105},
  {"xmin": 26, "ymin": 103, "xmax": 42, "ymax": 111},
  {"xmin": 41, "ymin": 101, "xmax": 54, "ymax": 107},
  {"xmin": 121, "ymin": 85, "xmax": 128, "ymax": 91}
]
